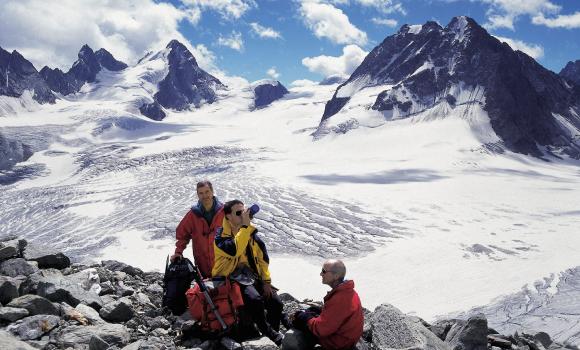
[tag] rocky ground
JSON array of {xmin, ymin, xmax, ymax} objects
[{"xmin": 0, "ymin": 236, "xmax": 576, "ymax": 350}]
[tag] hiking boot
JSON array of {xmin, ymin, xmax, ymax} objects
[{"xmin": 265, "ymin": 328, "xmax": 284, "ymax": 346}]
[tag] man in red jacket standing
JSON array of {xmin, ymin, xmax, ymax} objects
[
  {"xmin": 284, "ymin": 260, "xmax": 364, "ymax": 350},
  {"xmin": 170, "ymin": 181, "xmax": 224, "ymax": 279}
]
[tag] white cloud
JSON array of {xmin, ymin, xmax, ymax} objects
[
  {"xmin": 179, "ymin": 0, "xmax": 256, "ymax": 21},
  {"xmin": 290, "ymin": 79, "xmax": 318, "ymax": 87},
  {"xmin": 354, "ymin": 0, "xmax": 406, "ymax": 15},
  {"xmin": 532, "ymin": 12, "xmax": 580, "ymax": 29},
  {"xmin": 249, "ymin": 23, "xmax": 282, "ymax": 39},
  {"xmin": 493, "ymin": 35, "xmax": 544, "ymax": 59},
  {"xmin": 480, "ymin": 0, "xmax": 561, "ymax": 30},
  {"xmin": 267, "ymin": 67, "xmax": 280, "ymax": 79},
  {"xmin": 302, "ymin": 44, "xmax": 368, "ymax": 77},
  {"xmin": 371, "ymin": 17, "xmax": 398, "ymax": 27},
  {"xmin": 218, "ymin": 31, "xmax": 244, "ymax": 51},
  {"xmin": 0, "ymin": 0, "xmax": 219, "ymax": 72},
  {"xmin": 299, "ymin": 1, "xmax": 368, "ymax": 45}
]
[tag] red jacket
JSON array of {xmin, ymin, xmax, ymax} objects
[
  {"xmin": 307, "ymin": 280, "xmax": 364, "ymax": 350},
  {"xmin": 175, "ymin": 200, "xmax": 224, "ymax": 278}
]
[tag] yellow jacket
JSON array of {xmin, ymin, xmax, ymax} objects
[{"xmin": 212, "ymin": 218, "xmax": 272, "ymax": 283}]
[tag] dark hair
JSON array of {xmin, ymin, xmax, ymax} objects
[
  {"xmin": 224, "ymin": 199, "xmax": 244, "ymax": 215},
  {"xmin": 196, "ymin": 180, "xmax": 213, "ymax": 192}
]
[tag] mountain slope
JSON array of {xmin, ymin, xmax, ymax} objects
[{"xmin": 319, "ymin": 16, "xmax": 580, "ymax": 159}]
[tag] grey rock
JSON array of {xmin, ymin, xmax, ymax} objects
[
  {"xmin": 0, "ymin": 306, "xmax": 29, "ymax": 322},
  {"xmin": 241, "ymin": 336, "xmax": 278, "ymax": 350},
  {"xmin": 281, "ymin": 329, "xmax": 315, "ymax": 350},
  {"xmin": 8, "ymin": 314, "xmax": 60, "ymax": 340},
  {"xmin": 148, "ymin": 316, "xmax": 170, "ymax": 330},
  {"xmin": 145, "ymin": 284, "xmax": 163, "ymax": 295},
  {"xmin": 0, "ymin": 275, "xmax": 20, "ymax": 304},
  {"xmin": 139, "ymin": 102, "xmax": 166, "ymax": 121},
  {"xmin": 116, "ymin": 281, "xmax": 135, "ymax": 296},
  {"xmin": 18, "ymin": 272, "xmax": 41, "ymax": 295},
  {"xmin": 533, "ymin": 332, "xmax": 552, "ymax": 348},
  {"xmin": 99, "ymin": 280, "xmax": 116, "ymax": 295},
  {"xmin": 0, "ymin": 133, "xmax": 34, "ymax": 171},
  {"xmin": 36, "ymin": 268, "xmax": 103, "ymax": 309},
  {"xmin": 51, "ymin": 323, "xmax": 130, "ymax": 348},
  {"xmin": 99, "ymin": 299, "xmax": 134, "ymax": 322},
  {"xmin": 221, "ymin": 336, "xmax": 242, "ymax": 349},
  {"xmin": 0, "ymin": 258, "xmax": 39, "ymax": 277},
  {"xmin": 74, "ymin": 303, "xmax": 105, "ymax": 325},
  {"xmin": 0, "ymin": 330, "xmax": 37, "ymax": 349},
  {"xmin": 370, "ymin": 303, "xmax": 450, "ymax": 350},
  {"xmin": 445, "ymin": 314, "xmax": 488, "ymax": 350},
  {"xmin": 0, "ymin": 238, "xmax": 26, "ymax": 261},
  {"xmin": 488, "ymin": 334, "xmax": 514, "ymax": 349},
  {"xmin": 89, "ymin": 334, "xmax": 110, "ymax": 350},
  {"xmin": 7, "ymin": 295, "xmax": 59, "ymax": 316},
  {"xmin": 102, "ymin": 260, "xmax": 143, "ymax": 276}
]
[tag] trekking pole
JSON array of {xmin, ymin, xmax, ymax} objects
[{"xmin": 190, "ymin": 264, "xmax": 228, "ymax": 331}]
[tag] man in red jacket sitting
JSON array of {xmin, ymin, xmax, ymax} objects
[
  {"xmin": 170, "ymin": 180, "xmax": 224, "ymax": 279},
  {"xmin": 284, "ymin": 260, "xmax": 364, "ymax": 350}
]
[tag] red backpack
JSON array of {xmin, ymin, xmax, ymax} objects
[{"xmin": 186, "ymin": 279, "xmax": 244, "ymax": 332}]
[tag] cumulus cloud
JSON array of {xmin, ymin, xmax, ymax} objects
[
  {"xmin": 480, "ymin": 0, "xmax": 561, "ymax": 30},
  {"xmin": 299, "ymin": 0, "xmax": 368, "ymax": 45},
  {"xmin": 290, "ymin": 79, "xmax": 318, "ymax": 87},
  {"xmin": 218, "ymin": 31, "xmax": 244, "ymax": 51},
  {"xmin": 372, "ymin": 17, "xmax": 398, "ymax": 27},
  {"xmin": 267, "ymin": 67, "xmax": 280, "ymax": 79},
  {"xmin": 0, "ymin": 0, "xmax": 218, "ymax": 72},
  {"xmin": 494, "ymin": 35, "xmax": 544, "ymax": 59},
  {"xmin": 355, "ymin": 0, "xmax": 406, "ymax": 15},
  {"xmin": 302, "ymin": 44, "xmax": 368, "ymax": 77},
  {"xmin": 249, "ymin": 22, "xmax": 282, "ymax": 39},
  {"xmin": 532, "ymin": 12, "xmax": 580, "ymax": 29},
  {"xmin": 179, "ymin": 0, "xmax": 256, "ymax": 22}
]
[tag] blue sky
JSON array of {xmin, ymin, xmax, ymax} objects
[{"xmin": 1, "ymin": 0, "xmax": 579, "ymax": 86}]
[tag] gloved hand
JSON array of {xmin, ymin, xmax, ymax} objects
[{"xmin": 292, "ymin": 311, "xmax": 316, "ymax": 331}]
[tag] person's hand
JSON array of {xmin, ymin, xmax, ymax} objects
[
  {"xmin": 170, "ymin": 253, "xmax": 182, "ymax": 262},
  {"xmin": 262, "ymin": 282, "xmax": 273, "ymax": 299},
  {"xmin": 241, "ymin": 208, "xmax": 251, "ymax": 226}
]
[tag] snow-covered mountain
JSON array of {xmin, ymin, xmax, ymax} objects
[
  {"xmin": 318, "ymin": 16, "xmax": 580, "ymax": 159},
  {"xmin": 0, "ymin": 46, "xmax": 55, "ymax": 105}
]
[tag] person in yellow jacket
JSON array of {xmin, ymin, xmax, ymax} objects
[{"xmin": 213, "ymin": 199, "xmax": 286, "ymax": 345}]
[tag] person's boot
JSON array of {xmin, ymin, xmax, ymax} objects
[{"xmin": 266, "ymin": 328, "xmax": 284, "ymax": 346}]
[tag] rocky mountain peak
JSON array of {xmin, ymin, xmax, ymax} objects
[
  {"xmin": 70, "ymin": 44, "xmax": 101, "ymax": 83},
  {"xmin": 166, "ymin": 39, "xmax": 198, "ymax": 67},
  {"xmin": 95, "ymin": 48, "xmax": 128, "ymax": 72},
  {"xmin": 560, "ymin": 59, "xmax": 580, "ymax": 86}
]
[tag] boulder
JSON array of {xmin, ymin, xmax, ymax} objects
[
  {"xmin": 445, "ymin": 314, "xmax": 488, "ymax": 350},
  {"xmin": 51, "ymin": 323, "xmax": 130, "ymax": 348},
  {"xmin": 0, "ymin": 238, "xmax": 26, "ymax": 261},
  {"xmin": 7, "ymin": 295, "xmax": 59, "ymax": 316},
  {"xmin": 89, "ymin": 334, "xmax": 110, "ymax": 350},
  {"xmin": 0, "ymin": 330, "xmax": 37, "ymax": 350},
  {"xmin": 369, "ymin": 304, "xmax": 450, "ymax": 350},
  {"xmin": 36, "ymin": 268, "xmax": 102, "ymax": 309},
  {"xmin": 7, "ymin": 314, "xmax": 60, "ymax": 340},
  {"xmin": 30, "ymin": 252, "xmax": 71, "ymax": 270},
  {"xmin": 0, "ymin": 275, "xmax": 20, "ymax": 304},
  {"xmin": 99, "ymin": 298, "xmax": 134, "ymax": 322},
  {"xmin": 0, "ymin": 258, "xmax": 39, "ymax": 277},
  {"xmin": 242, "ymin": 336, "xmax": 279, "ymax": 350},
  {"xmin": 102, "ymin": 260, "xmax": 143, "ymax": 276},
  {"xmin": 0, "ymin": 306, "xmax": 29, "ymax": 322}
]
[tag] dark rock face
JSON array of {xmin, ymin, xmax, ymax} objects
[
  {"xmin": 320, "ymin": 16, "xmax": 580, "ymax": 158},
  {"xmin": 95, "ymin": 48, "xmax": 128, "ymax": 71},
  {"xmin": 40, "ymin": 44, "xmax": 127, "ymax": 96},
  {"xmin": 0, "ymin": 46, "xmax": 56, "ymax": 104},
  {"xmin": 154, "ymin": 40, "xmax": 224, "ymax": 111},
  {"xmin": 253, "ymin": 81, "xmax": 289, "ymax": 108},
  {"xmin": 139, "ymin": 101, "xmax": 166, "ymax": 121},
  {"xmin": 560, "ymin": 60, "xmax": 580, "ymax": 86}
]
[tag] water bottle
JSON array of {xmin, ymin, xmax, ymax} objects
[{"xmin": 249, "ymin": 204, "xmax": 260, "ymax": 218}]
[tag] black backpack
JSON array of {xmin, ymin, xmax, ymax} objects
[{"xmin": 162, "ymin": 256, "xmax": 195, "ymax": 315}]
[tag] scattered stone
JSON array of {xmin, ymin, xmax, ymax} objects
[
  {"xmin": 0, "ymin": 329, "xmax": 37, "ymax": 350},
  {"xmin": 36, "ymin": 268, "xmax": 103, "ymax": 309},
  {"xmin": 30, "ymin": 252, "xmax": 71, "ymax": 270},
  {"xmin": 52, "ymin": 323, "xmax": 130, "ymax": 348},
  {"xmin": 0, "ymin": 258, "xmax": 39, "ymax": 277},
  {"xmin": 117, "ymin": 281, "xmax": 135, "ymax": 296},
  {"xmin": 0, "ymin": 306, "xmax": 29, "ymax": 322},
  {"xmin": 242, "ymin": 336, "xmax": 279, "ymax": 349},
  {"xmin": 445, "ymin": 314, "xmax": 488, "ymax": 350},
  {"xmin": 89, "ymin": 334, "xmax": 110, "ymax": 350},
  {"xmin": 148, "ymin": 316, "xmax": 170, "ymax": 330},
  {"xmin": 102, "ymin": 260, "xmax": 143, "ymax": 276},
  {"xmin": 7, "ymin": 295, "xmax": 59, "ymax": 316},
  {"xmin": 99, "ymin": 298, "xmax": 134, "ymax": 322},
  {"xmin": 221, "ymin": 336, "xmax": 242, "ymax": 349},
  {"xmin": 7, "ymin": 314, "xmax": 60, "ymax": 340},
  {"xmin": 0, "ymin": 275, "xmax": 20, "ymax": 304},
  {"xmin": 369, "ymin": 304, "xmax": 450, "ymax": 350},
  {"xmin": 488, "ymin": 334, "xmax": 514, "ymax": 349},
  {"xmin": 0, "ymin": 239, "xmax": 26, "ymax": 261},
  {"xmin": 145, "ymin": 283, "xmax": 163, "ymax": 295}
]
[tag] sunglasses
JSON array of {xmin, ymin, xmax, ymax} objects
[
  {"xmin": 235, "ymin": 210, "xmax": 243, "ymax": 216},
  {"xmin": 321, "ymin": 268, "xmax": 332, "ymax": 274}
]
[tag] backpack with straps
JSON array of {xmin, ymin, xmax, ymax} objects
[{"xmin": 162, "ymin": 256, "xmax": 195, "ymax": 315}]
